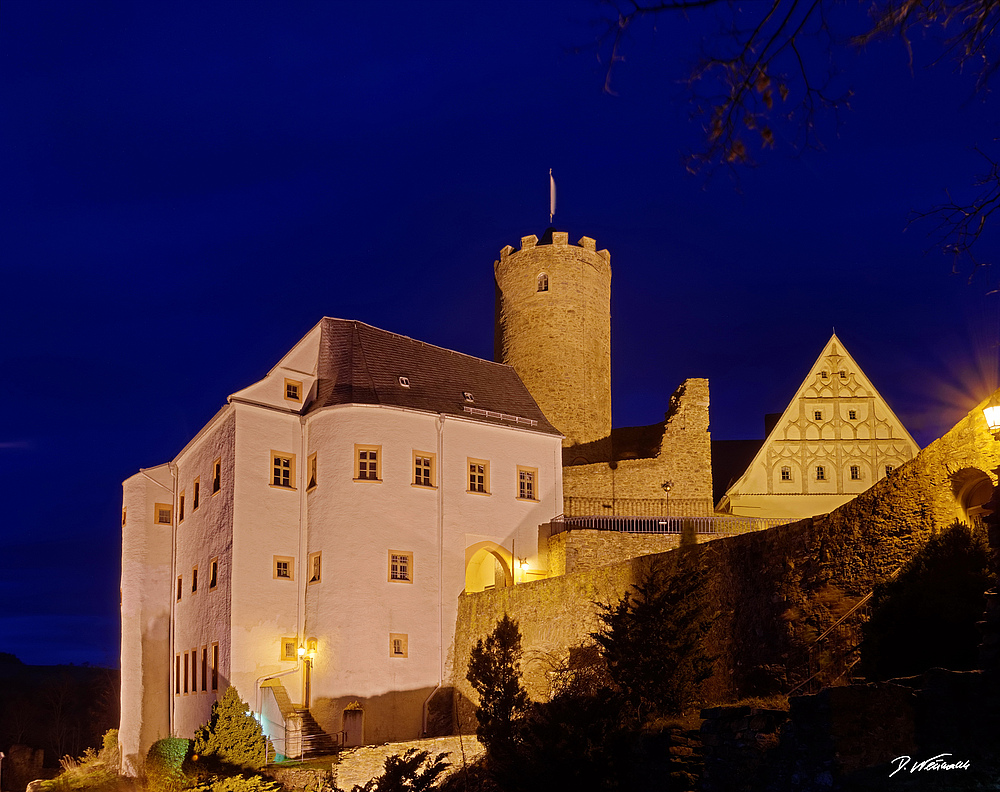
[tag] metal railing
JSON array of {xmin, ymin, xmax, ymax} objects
[
  {"xmin": 564, "ymin": 496, "xmax": 715, "ymax": 517},
  {"xmin": 551, "ymin": 512, "xmax": 795, "ymax": 536}
]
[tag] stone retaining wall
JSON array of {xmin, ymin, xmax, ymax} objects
[{"xmin": 332, "ymin": 735, "xmax": 483, "ymax": 791}]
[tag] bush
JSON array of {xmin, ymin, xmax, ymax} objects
[
  {"xmin": 193, "ymin": 687, "xmax": 272, "ymax": 771},
  {"xmin": 145, "ymin": 737, "xmax": 192, "ymax": 792},
  {"xmin": 38, "ymin": 730, "xmax": 125, "ymax": 792},
  {"xmin": 192, "ymin": 774, "xmax": 282, "ymax": 792},
  {"xmin": 348, "ymin": 749, "xmax": 450, "ymax": 792}
]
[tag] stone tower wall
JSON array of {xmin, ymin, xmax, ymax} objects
[{"xmin": 494, "ymin": 232, "xmax": 611, "ymax": 447}]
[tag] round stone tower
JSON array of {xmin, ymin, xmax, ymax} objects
[{"xmin": 494, "ymin": 229, "xmax": 612, "ymax": 447}]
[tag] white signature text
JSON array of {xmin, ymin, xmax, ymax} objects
[{"xmin": 890, "ymin": 754, "xmax": 971, "ymax": 777}]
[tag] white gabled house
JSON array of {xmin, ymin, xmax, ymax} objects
[{"xmin": 119, "ymin": 318, "xmax": 563, "ymax": 772}]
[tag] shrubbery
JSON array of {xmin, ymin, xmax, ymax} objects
[{"xmin": 193, "ymin": 687, "xmax": 272, "ymax": 771}]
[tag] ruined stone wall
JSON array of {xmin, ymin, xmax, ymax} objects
[
  {"xmin": 332, "ymin": 735, "xmax": 484, "ymax": 790},
  {"xmin": 562, "ymin": 379, "xmax": 712, "ymax": 506},
  {"xmin": 453, "ymin": 392, "xmax": 1000, "ymax": 718}
]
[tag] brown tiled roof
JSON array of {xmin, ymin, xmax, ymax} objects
[{"xmin": 309, "ymin": 318, "xmax": 560, "ymax": 436}]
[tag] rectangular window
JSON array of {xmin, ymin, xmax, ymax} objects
[
  {"xmin": 308, "ymin": 551, "xmax": 322, "ymax": 584},
  {"xmin": 271, "ymin": 452, "xmax": 296, "ymax": 488},
  {"xmin": 389, "ymin": 633, "xmax": 408, "ymax": 658},
  {"xmin": 284, "ymin": 378, "xmax": 303, "ymax": 403},
  {"xmin": 780, "ymin": 466, "xmax": 791, "ymax": 481},
  {"xmin": 413, "ymin": 451, "xmax": 435, "ymax": 488},
  {"xmin": 122, "ymin": 508, "xmax": 127, "ymax": 528},
  {"xmin": 190, "ymin": 649, "xmax": 197, "ymax": 694},
  {"xmin": 273, "ymin": 555, "xmax": 294, "ymax": 581},
  {"xmin": 191, "ymin": 566, "xmax": 198, "ymax": 594},
  {"xmin": 848, "ymin": 409, "xmax": 857, "ymax": 420},
  {"xmin": 850, "ymin": 465, "xmax": 861, "ymax": 481},
  {"xmin": 307, "ymin": 452, "xmax": 318, "ymax": 491},
  {"xmin": 281, "ymin": 637, "xmax": 298, "ymax": 662},
  {"xmin": 201, "ymin": 646, "xmax": 208, "ymax": 692},
  {"xmin": 885, "ymin": 464, "xmax": 895, "ymax": 476},
  {"xmin": 211, "ymin": 643, "xmax": 219, "ymax": 690},
  {"xmin": 816, "ymin": 466, "xmax": 826, "ymax": 481},
  {"xmin": 156, "ymin": 503, "xmax": 173, "ymax": 525},
  {"xmin": 209, "ymin": 557, "xmax": 219, "ymax": 590},
  {"xmin": 355, "ymin": 445, "xmax": 381, "ymax": 481},
  {"xmin": 183, "ymin": 652, "xmax": 189, "ymax": 694},
  {"xmin": 212, "ymin": 458, "xmax": 222, "ymax": 494},
  {"xmin": 468, "ymin": 458, "xmax": 489, "ymax": 494},
  {"xmin": 176, "ymin": 575, "xmax": 183, "ymax": 602},
  {"xmin": 175, "ymin": 655, "xmax": 181, "ymax": 695},
  {"xmin": 517, "ymin": 466, "xmax": 537, "ymax": 500},
  {"xmin": 178, "ymin": 492, "xmax": 185, "ymax": 522},
  {"xmin": 839, "ymin": 370, "xmax": 847, "ymax": 379},
  {"xmin": 389, "ymin": 551, "xmax": 413, "ymax": 583},
  {"xmin": 813, "ymin": 410, "xmax": 822, "ymax": 421},
  {"xmin": 193, "ymin": 479, "xmax": 200, "ymax": 510}
]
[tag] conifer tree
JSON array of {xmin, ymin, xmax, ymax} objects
[{"xmin": 193, "ymin": 687, "xmax": 270, "ymax": 771}]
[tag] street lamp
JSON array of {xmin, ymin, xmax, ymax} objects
[{"xmin": 984, "ymin": 396, "xmax": 1000, "ymax": 439}]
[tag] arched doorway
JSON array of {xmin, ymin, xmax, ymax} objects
[
  {"xmin": 464, "ymin": 541, "xmax": 513, "ymax": 593},
  {"xmin": 950, "ymin": 467, "xmax": 995, "ymax": 526}
]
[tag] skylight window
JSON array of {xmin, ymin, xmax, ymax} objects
[
  {"xmin": 399, "ymin": 376, "xmax": 410, "ymax": 387},
  {"xmin": 463, "ymin": 392, "xmax": 474, "ymax": 402}
]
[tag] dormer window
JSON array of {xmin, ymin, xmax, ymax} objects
[
  {"xmin": 399, "ymin": 376, "xmax": 410, "ymax": 387},
  {"xmin": 537, "ymin": 273, "xmax": 549, "ymax": 292},
  {"xmin": 820, "ymin": 371, "xmax": 828, "ymax": 379},
  {"xmin": 284, "ymin": 378, "xmax": 303, "ymax": 403},
  {"xmin": 463, "ymin": 392, "xmax": 474, "ymax": 402}
]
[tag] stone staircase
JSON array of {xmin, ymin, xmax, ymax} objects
[{"xmin": 296, "ymin": 708, "xmax": 341, "ymax": 757}]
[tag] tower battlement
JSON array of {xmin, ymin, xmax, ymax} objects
[{"xmin": 500, "ymin": 234, "xmax": 610, "ymax": 263}]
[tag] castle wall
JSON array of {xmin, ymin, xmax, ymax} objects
[
  {"xmin": 494, "ymin": 232, "xmax": 611, "ymax": 447},
  {"xmin": 453, "ymin": 391, "xmax": 1000, "ymax": 717},
  {"xmin": 562, "ymin": 379, "xmax": 712, "ymax": 507}
]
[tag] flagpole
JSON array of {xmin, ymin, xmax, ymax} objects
[{"xmin": 549, "ymin": 168, "xmax": 555, "ymax": 225}]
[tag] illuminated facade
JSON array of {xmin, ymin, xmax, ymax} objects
[
  {"xmin": 119, "ymin": 318, "xmax": 562, "ymax": 771},
  {"xmin": 718, "ymin": 334, "xmax": 919, "ymax": 519}
]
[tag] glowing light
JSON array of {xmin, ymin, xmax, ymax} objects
[{"xmin": 984, "ymin": 396, "xmax": 1000, "ymax": 439}]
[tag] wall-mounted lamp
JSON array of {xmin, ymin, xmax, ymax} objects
[
  {"xmin": 661, "ymin": 481, "xmax": 673, "ymax": 493},
  {"xmin": 985, "ymin": 396, "xmax": 1000, "ymax": 439}
]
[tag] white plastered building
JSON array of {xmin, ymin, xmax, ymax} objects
[{"xmin": 119, "ymin": 318, "xmax": 563, "ymax": 771}]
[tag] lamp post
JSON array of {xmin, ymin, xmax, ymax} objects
[{"xmin": 984, "ymin": 396, "xmax": 1000, "ymax": 439}]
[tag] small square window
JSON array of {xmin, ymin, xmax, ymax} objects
[
  {"xmin": 839, "ymin": 370, "xmax": 847, "ymax": 379},
  {"xmin": 307, "ymin": 452, "xmax": 318, "ymax": 491},
  {"xmin": 780, "ymin": 466, "xmax": 791, "ymax": 481},
  {"xmin": 355, "ymin": 445, "xmax": 381, "ymax": 481},
  {"xmin": 850, "ymin": 465, "xmax": 860, "ymax": 481},
  {"xmin": 176, "ymin": 575, "xmax": 183, "ymax": 602},
  {"xmin": 280, "ymin": 637, "xmax": 298, "ymax": 661},
  {"xmin": 209, "ymin": 557, "xmax": 218, "ymax": 590},
  {"xmin": 179, "ymin": 492, "xmax": 185, "ymax": 522},
  {"xmin": 848, "ymin": 410, "xmax": 857, "ymax": 420},
  {"xmin": 820, "ymin": 371, "xmax": 828, "ymax": 379},
  {"xmin": 212, "ymin": 458, "xmax": 222, "ymax": 494},
  {"xmin": 814, "ymin": 410, "xmax": 823, "ymax": 421},
  {"xmin": 284, "ymin": 378, "xmax": 303, "ymax": 403},
  {"xmin": 885, "ymin": 464, "xmax": 895, "ymax": 477},
  {"xmin": 389, "ymin": 633, "xmax": 408, "ymax": 658},
  {"xmin": 816, "ymin": 466, "xmax": 826, "ymax": 481},
  {"xmin": 273, "ymin": 556, "xmax": 294, "ymax": 581},
  {"xmin": 413, "ymin": 451, "xmax": 435, "ymax": 488},
  {"xmin": 271, "ymin": 451, "xmax": 296, "ymax": 489},
  {"xmin": 191, "ymin": 566, "xmax": 198, "ymax": 594},
  {"xmin": 389, "ymin": 551, "xmax": 413, "ymax": 583},
  {"xmin": 517, "ymin": 466, "xmax": 538, "ymax": 500},
  {"xmin": 156, "ymin": 503, "xmax": 173, "ymax": 525},
  {"xmin": 468, "ymin": 458, "xmax": 490, "ymax": 494},
  {"xmin": 193, "ymin": 479, "xmax": 200, "ymax": 510},
  {"xmin": 308, "ymin": 551, "xmax": 322, "ymax": 584}
]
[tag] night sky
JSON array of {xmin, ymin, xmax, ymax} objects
[{"xmin": 3, "ymin": 1, "xmax": 999, "ymax": 667}]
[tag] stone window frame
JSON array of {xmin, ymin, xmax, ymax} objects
[
  {"xmin": 211, "ymin": 642, "xmax": 219, "ymax": 691},
  {"xmin": 201, "ymin": 645, "xmax": 208, "ymax": 692},
  {"xmin": 280, "ymin": 636, "xmax": 298, "ymax": 662},
  {"xmin": 179, "ymin": 491, "xmax": 185, "ymax": 523},
  {"xmin": 193, "ymin": 478, "xmax": 201, "ymax": 510},
  {"xmin": 175, "ymin": 654, "xmax": 181, "ymax": 696},
  {"xmin": 536, "ymin": 272, "xmax": 549, "ymax": 292},
  {"xmin": 467, "ymin": 458, "xmax": 490, "ymax": 495},
  {"xmin": 209, "ymin": 557, "xmax": 219, "ymax": 590},
  {"xmin": 850, "ymin": 465, "xmax": 861, "ymax": 481},
  {"xmin": 308, "ymin": 551, "xmax": 322, "ymax": 584},
  {"xmin": 271, "ymin": 451, "xmax": 296, "ymax": 489},
  {"xmin": 412, "ymin": 450, "xmax": 436, "ymax": 489},
  {"xmin": 212, "ymin": 458, "xmax": 222, "ymax": 495},
  {"xmin": 176, "ymin": 575, "xmax": 183, "ymax": 602},
  {"xmin": 155, "ymin": 503, "xmax": 173, "ymax": 526},
  {"xmin": 355, "ymin": 444, "xmax": 382, "ymax": 482},
  {"xmin": 816, "ymin": 465, "xmax": 826, "ymax": 481},
  {"xmin": 191, "ymin": 565, "xmax": 199, "ymax": 594},
  {"xmin": 780, "ymin": 466, "xmax": 792, "ymax": 482},
  {"xmin": 273, "ymin": 555, "xmax": 295, "ymax": 581},
  {"xmin": 517, "ymin": 465, "xmax": 538, "ymax": 501},
  {"xmin": 307, "ymin": 452, "xmax": 318, "ymax": 491},
  {"xmin": 390, "ymin": 633, "xmax": 409, "ymax": 658},
  {"xmin": 388, "ymin": 550, "xmax": 413, "ymax": 583}
]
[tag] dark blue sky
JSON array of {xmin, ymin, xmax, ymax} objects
[{"xmin": 2, "ymin": 1, "xmax": 998, "ymax": 666}]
